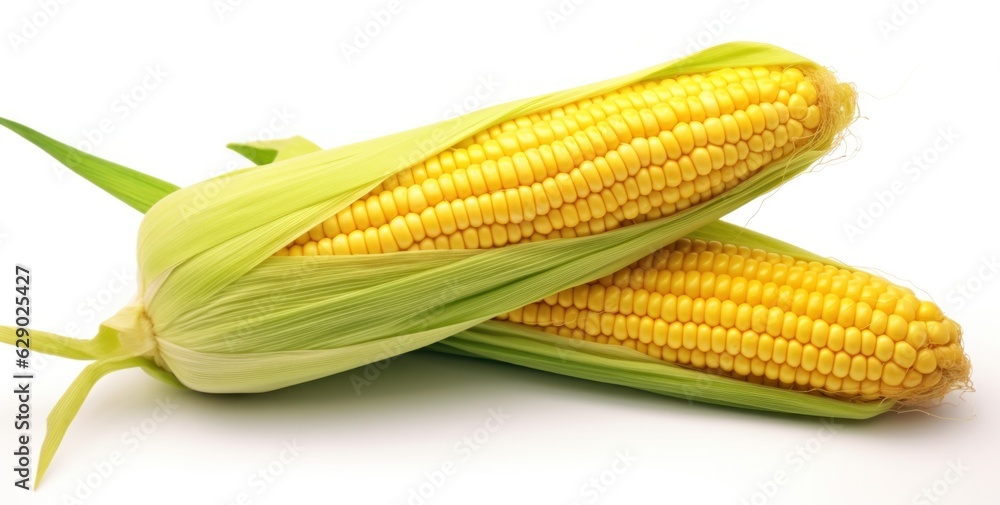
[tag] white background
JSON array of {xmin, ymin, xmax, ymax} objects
[{"xmin": 2, "ymin": 1, "xmax": 998, "ymax": 504}]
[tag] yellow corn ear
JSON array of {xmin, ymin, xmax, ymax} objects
[
  {"xmin": 285, "ymin": 65, "xmax": 832, "ymax": 255},
  {"xmin": 491, "ymin": 236, "xmax": 970, "ymax": 405}
]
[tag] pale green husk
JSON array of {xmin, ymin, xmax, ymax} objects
[{"xmin": 0, "ymin": 42, "xmax": 858, "ymax": 486}]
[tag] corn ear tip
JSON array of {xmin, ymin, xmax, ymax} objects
[
  {"xmin": 805, "ymin": 65, "xmax": 859, "ymax": 151},
  {"xmin": 896, "ymin": 324, "xmax": 974, "ymax": 410}
]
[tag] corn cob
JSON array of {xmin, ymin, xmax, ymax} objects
[
  {"xmin": 283, "ymin": 66, "xmax": 826, "ymax": 256},
  {"xmin": 494, "ymin": 236, "xmax": 969, "ymax": 404}
]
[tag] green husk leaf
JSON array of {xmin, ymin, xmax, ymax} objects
[
  {"xmin": 0, "ymin": 325, "xmax": 120, "ymax": 361},
  {"xmin": 226, "ymin": 136, "xmax": 322, "ymax": 165},
  {"xmin": 36, "ymin": 352, "xmax": 168, "ymax": 485},
  {"xmin": 0, "ymin": 117, "xmax": 179, "ymax": 213}
]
